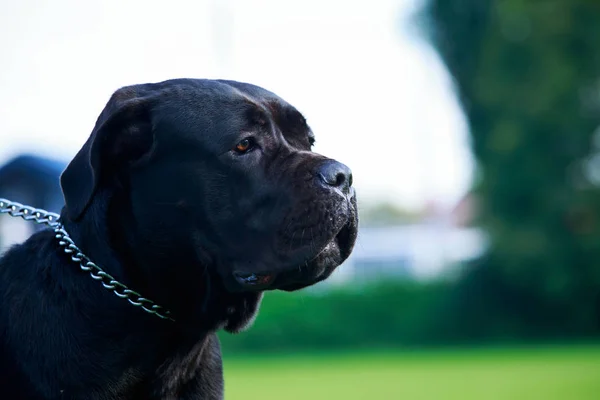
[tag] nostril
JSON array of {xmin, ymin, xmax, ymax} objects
[
  {"xmin": 335, "ymin": 172, "xmax": 346, "ymax": 187},
  {"xmin": 316, "ymin": 161, "xmax": 353, "ymax": 193}
]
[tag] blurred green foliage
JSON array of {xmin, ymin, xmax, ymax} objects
[
  {"xmin": 220, "ymin": 282, "xmax": 457, "ymax": 353},
  {"xmin": 220, "ymin": 279, "xmax": 594, "ymax": 354},
  {"xmin": 425, "ymin": 0, "xmax": 600, "ymax": 338}
]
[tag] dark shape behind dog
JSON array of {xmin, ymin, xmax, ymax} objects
[{"xmin": 0, "ymin": 79, "xmax": 358, "ymax": 399}]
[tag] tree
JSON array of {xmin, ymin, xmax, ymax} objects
[{"xmin": 425, "ymin": 0, "xmax": 600, "ymax": 337}]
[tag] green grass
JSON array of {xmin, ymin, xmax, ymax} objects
[{"xmin": 223, "ymin": 345, "xmax": 600, "ymax": 399}]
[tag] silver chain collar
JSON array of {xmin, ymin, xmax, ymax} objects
[{"xmin": 0, "ymin": 198, "xmax": 174, "ymax": 321}]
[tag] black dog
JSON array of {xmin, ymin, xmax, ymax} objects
[{"xmin": 0, "ymin": 79, "xmax": 358, "ymax": 399}]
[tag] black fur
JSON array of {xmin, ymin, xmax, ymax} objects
[{"xmin": 0, "ymin": 79, "xmax": 358, "ymax": 399}]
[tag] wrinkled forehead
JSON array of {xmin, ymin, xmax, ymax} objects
[
  {"xmin": 218, "ymin": 80, "xmax": 311, "ymax": 137},
  {"xmin": 149, "ymin": 80, "xmax": 310, "ymax": 148},
  {"xmin": 215, "ymin": 80, "xmax": 309, "ymax": 129}
]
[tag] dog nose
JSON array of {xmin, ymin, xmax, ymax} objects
[{"xmin": 316, "ymin": 161, "xmax": 353, "ymax": 194}]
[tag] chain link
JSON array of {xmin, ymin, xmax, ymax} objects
[
  {"xmin": 0, "ymin": 198, "xmax": 60, "ymax": 227},
  {"xmin": 0, "ymin": 198, "xmax": 174, "ymax": 321}
]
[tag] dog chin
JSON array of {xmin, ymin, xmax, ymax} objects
[
  {"xmin": 273, "ymin": 223, "xmax": 356, "ymax": 292},
  {"xmin": 224, "ymin": 216, "xmax": 357, "ymax": 293}
]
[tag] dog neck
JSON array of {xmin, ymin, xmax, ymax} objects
[{"xmin": 59, "ymin": 190, "xmax": 262, "ymax": 335}]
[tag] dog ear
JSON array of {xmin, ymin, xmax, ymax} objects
[{"xmin": 60, "ymin": 88, "xmax": 154, "ymax": 220}]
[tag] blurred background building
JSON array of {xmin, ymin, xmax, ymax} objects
[
  {"xmin": 0, "ymin": 154, "xmax": 65, "ymax": 248},
  {"xmin": 1, "ymin": 0, "xmax": 599, "ymax": 399}
]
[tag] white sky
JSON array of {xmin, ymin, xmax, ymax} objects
[{"xmin": 0, "ymin": 0, "xmax": 473, "ymax": 211}]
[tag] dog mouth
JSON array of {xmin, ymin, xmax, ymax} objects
[
  {"xmin": 233, "ymin": 272, "xmax": 275, "ymax": 289},
  {"xmin": 231, "ymin": 219, "xmax": 357, "ymax": 292}
]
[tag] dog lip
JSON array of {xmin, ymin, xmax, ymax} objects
[
  {"xmin": 336, "ymin": 221, "xmax": 356, "ymax": 260},
  {"xmin": 233, "ymin": 272, "xmax": 274, "ymax": 287}
]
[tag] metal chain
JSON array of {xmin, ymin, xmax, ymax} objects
[
  {"xmin": 0, "ymin": 198, "xmax": 174, "ymax": 321},
  {"xmin": 0, "ymin": 198, "xmax": 60, "ymax": 227}
]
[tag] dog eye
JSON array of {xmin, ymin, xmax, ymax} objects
[{"xmin": 234, "ymin": 138, "xmax": 255, "ymax": 154}]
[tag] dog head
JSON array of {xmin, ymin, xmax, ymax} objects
[{"xmin": 60, "ymin": 79, "xmax": 358, "ymax": 330}]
